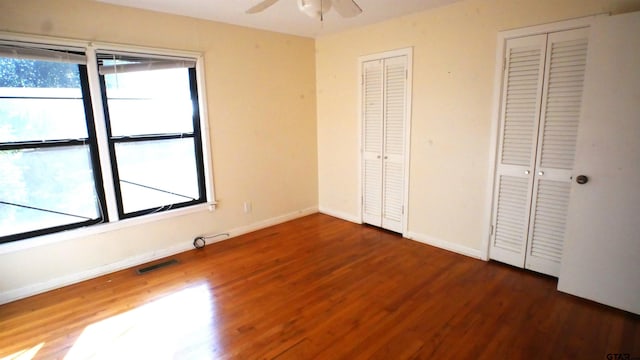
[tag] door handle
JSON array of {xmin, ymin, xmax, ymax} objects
[
  {"xmin": 538, "ymin": 171, "xmax": 544, "ymax": 176},
  {"xmin": 524, "ymin": 170, "xmax": 530, "ymax": 175},
  {"xmin": 576, "ymin": 175, "xmax": 589, "ymax": 184}
]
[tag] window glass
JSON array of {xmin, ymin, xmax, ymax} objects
[
  {"xmin": 115, "ymin": 139, "xmax": 200, "ymax": 213},
  {"xmin": 0, "ymin": 95, "xmax": 88, "ymax": 142},
  {"xmin": 0, "ymin": 146, "xmax": 102, "ymax": 237},
  {"xmin": 103, "ymin": 66, "xmax": 194, "ymax": 136},
  {"xmin": 0, "ymin": 57, "xmax": 81, "ymax": 88},
  {"xmin": 0, "ymin": 58, "xmax": 87, "ymax": 142},
  {"xmin": 0, "ymin": 56, "xmax": 103, "ymax": 243}
]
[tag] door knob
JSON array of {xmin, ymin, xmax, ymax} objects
[
  {"xmin": 576, "ymin": 175, "xmax": 589, "ymax": 184},
  {"xmin": 524, "ymin": 170, "xmax": 530, "ymax": 175},
  {"xmin": 538, "ymin": 171, "xmax": 544, "ymax": 176}
]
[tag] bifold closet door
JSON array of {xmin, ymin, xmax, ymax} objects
[
  {"xmin": 362, "ymin": 56, "xmax": 407, "ymax": 233},
  {"xmin": 490, "ymin": 28, "xmax": 589, "ymax": 276},
  {"xmin": 525, "ymin": 28, "xmax": 589, "ymax": 276},
  {"xmin": 489, "ymin": 35, "xmax": 547, "ymax": 268}
]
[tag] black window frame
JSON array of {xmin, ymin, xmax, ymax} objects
[
  {"xmin": 0, "ymin": 41, "xmax": 211, "ymax": 245},
  {"xmin": 0, "ymin": 61, "xmax": 108, "ymax": 244},
  {"xmin": 98, "ymin": 58, "xmax": 207, "ymax": 219}
]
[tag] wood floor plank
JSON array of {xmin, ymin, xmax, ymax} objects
[{"xmin": 0, "ymin": 214, "xmax": 638, "ymax": 359}]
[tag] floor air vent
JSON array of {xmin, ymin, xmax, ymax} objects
[{"xmin": 136, "ymin": 259, "xmax": 179, "ymax": 275}]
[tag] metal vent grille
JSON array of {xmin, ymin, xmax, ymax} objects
[{"xmin": 136, "ymin": 259, "xmax": 179, "ymax": 275}]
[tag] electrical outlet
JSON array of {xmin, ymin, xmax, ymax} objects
[{"xmin": 243, "ymin": 201, "xmax": 252, "ymax": 213}]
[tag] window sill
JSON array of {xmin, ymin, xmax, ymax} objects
[{"xmin": 0, "ymin": 202, "xmax": 216, "ymax": 255}]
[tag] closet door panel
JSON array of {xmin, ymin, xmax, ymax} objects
[
  {"xmin": 499, "ymin": 35, "xmax": 547, "ymax": 169},
  {"xmin": 525, "ymin": 28, "xmax": 589, "ymax": 276},
  {"xmin": 490, "ymin": 35, "xmax": 547, "ymax": 267},
  {"xmin": 527, "ymin": 179, "xmax": 571, "ymax": 274},
  {"xmin": 492, "ymin": 173, "xmax": 531, "ymax": 264},
  {"xmin": 363, "ymin": 158, "xmax": 383, "ymax": 226},
  {"xmin": 382, "ymin": 161, "xmax": 403, "ymax": 232},
  {"xmin": 381, "ymin": 56, "xmax": 407, "ymax": 232},
  {"xmin": 362, "ymin": 60, "xmax": 384, "ymax": 226}
]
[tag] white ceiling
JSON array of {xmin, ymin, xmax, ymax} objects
[{"xmin": 95, "ymin": 0, "xmax": 462, "ymax": 38}]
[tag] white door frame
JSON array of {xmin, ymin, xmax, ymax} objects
[
  {"xmin": 482, "ymin": 15, "xmax": 601, "ymax": 260},
  {"xmin": 358, "ymin": 47, "xmax": 413, "ymax": 235}
]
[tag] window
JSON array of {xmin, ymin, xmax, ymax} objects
[
  {"xmin": 0, "ymin": 41, "xmax": 209, "ymax": 244},
  {"xmin": 0, "ymin": 48, "xmax": 106, "ymax": 242},
  {"xmin": 98, "ymin": 53, "xmax": 206, "ymax": 218}
]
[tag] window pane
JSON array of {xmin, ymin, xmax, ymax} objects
[
  {"xmin": 0, "ymin": 58, "xmax": 87, "ymax": 142},
  {"xmin": 106, "ymin": 98, "xmax": 193, "ymax": 136},
  {"xmin": 115, "ymin": 138, "xmax": 200, "ymax": 214},
  {"xmin": 104, "ymin": 67, "xmax": 194, "ymax": 136},
  {"xmin": 0, "ymin": 58, "xmax": 81, "ymax": 88},
  {"xmin": 0, "ymin": 146, "xmax": 101, "ymax": 237},
  {"xmin": 0, "ymin": 96, "xmax": 87, "ymax": 142}
]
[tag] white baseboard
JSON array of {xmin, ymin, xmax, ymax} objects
[
  {"xmin": 404, "ymin": 231, "xmax": 483, "ymax": 260},
  {"xmin": 0, "ymin": 206, "xmax": 319, "ymax": 305},
  {"xmin": 318, "ymin": 206, "xmax": 362, "ymax": 224},
  {"xmin": 223, "ymin": 206, "xmax": 318, "ymax": 239},
  {"xmin": 0, "ymin": 241, "xmax": 194, "ymax": 306},
  {"xmin": 317, "ymin": 208, "xmax": 482, "ymax": 260}
]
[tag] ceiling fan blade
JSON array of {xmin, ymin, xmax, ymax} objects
[
  {"xmin": 245, "ymin": 0, "xmax": 280, "ymax": 14},
  {"xmin": 332, "ymin": 0, "xmax": 362, "ymax": 18}
]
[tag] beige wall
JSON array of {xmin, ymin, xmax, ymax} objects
[
  {"xmin": 0, "ymin": 0, "xmax": 318, "ymax": 300},
  {"xmin": 316, "ymin": 0, "xmax": 640, "ymax": 253}
]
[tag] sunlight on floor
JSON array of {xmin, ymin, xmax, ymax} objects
[
  {"xmin": 0, "ymin": 342, "xmax": 45, "ymax": 360},
  {"xmin": 64, "ymin": 283, "xmax": 220, "ymax": 359}
]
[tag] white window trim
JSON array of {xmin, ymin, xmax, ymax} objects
[
  {"xmin": 0, "ymin": 204, "xmax": 212, "ymax": 255},
  {"xmin": 0, "ymin": 32, "xmax": 217, "ymax": 254}
]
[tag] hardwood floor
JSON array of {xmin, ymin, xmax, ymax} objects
[{"xmin": 1, "ymin": 213, "xmax": 638, "ymax": 359}]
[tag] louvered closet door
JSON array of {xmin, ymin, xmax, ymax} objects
[
  {"xmin": 489, "ymin": 35, "xmax": 547, "ymax": 268},
  {"xmin": 381, "ymin": 56, "xmax": 407, "ymax": 233},
  {"xmin": 525, "ymin": 28, "xmax": 589, "ymax": 276},
  {"xmin": 362, "ymin": 55, "xmax": 408, "ymax": 233},
  {"xmin": 362, "ymin": 60, "xmax": 384, "ymax": 227}
]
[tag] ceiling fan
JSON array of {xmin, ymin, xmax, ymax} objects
[{"xmin": 246, "ymin": 0, "xmax": 362, "ymax": 20}]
